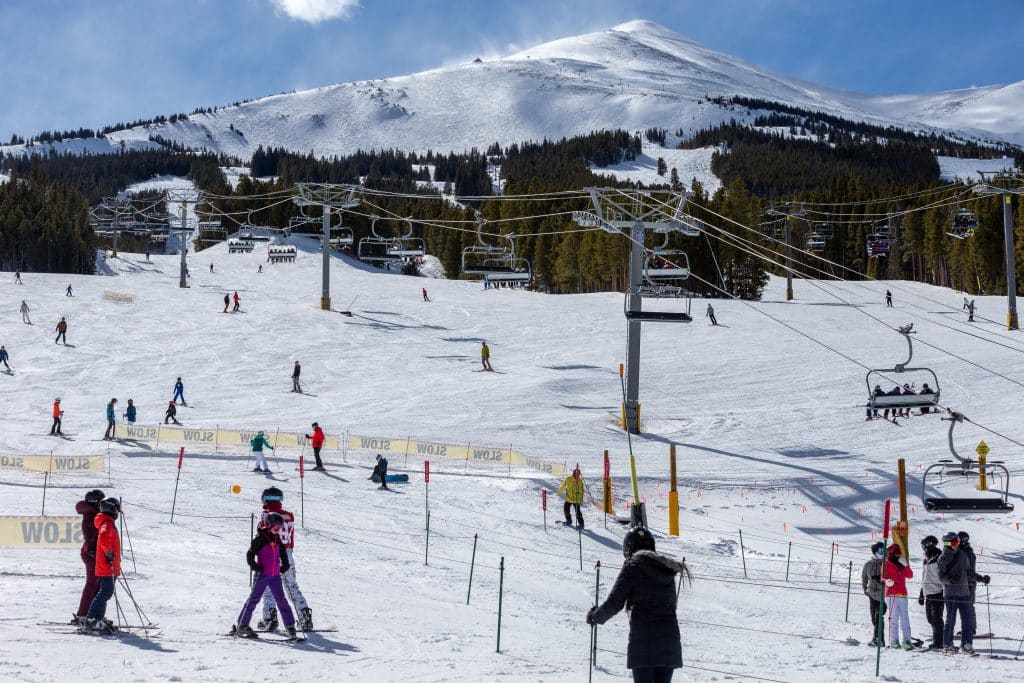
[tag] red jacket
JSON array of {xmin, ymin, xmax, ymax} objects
[
  {"xmin": 884, "ymin": 557, "xmax": 913, "ymax": 597},
  {"xmin": 260, "ymin": 503, "xmax": 296, "ymax": 549},
  {"xmin": 309, "ymin": 426, "xmax": 325, "ymax": 448},
  {"xmin": 76, "ymin": 500, "xmax": 100, "ymax": 553},
  {"xmin": 94, "ymin": 513, "xmax": 121, "ymax": 577}
]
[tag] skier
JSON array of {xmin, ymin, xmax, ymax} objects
[
  {"xmin": 866, "ymin": 384, "xmax": 884, "ymax": 420},
  {"xmin": 885, "ymin": 290, "xmax": 892, "ymax": 307},
  {"xmin": 557, "ymin": 468, "xmax": 585, "ymax": 529},
  {"xmin": 257, "ymin": 487, "xmax": 313, "ymax": 632},
  {"xmin": 104, "ymin": 398, "xmax": 118, "ymax": 440},
  {"xmin": 233, "ymin": 291, "xmax": 240, "ymax": 312},
  {"xmin": 918, "ymin": 535, "xmax": 944, "ymax": 650},
  {"xmin": 966, "ymin": 299, "xmax": 976, "ymax": 322},
  {"xmin": 223, "ymin": 293, "xmax": 229, "ymax": 313},
  {"xmin": 963, "ymin": 297, "xmax": 969, "ymax": 311},
  {"xmin": 54, "ymin": 317, "xmax": 68, "ymax": 345},
  {"xmin": 586, "ymin": 527, "xmax": 691, "ymax": 682},
  {"xmin": 50, "ymin": 398, "xmax": 64, "ymax": 435},
  {"xmin": 258, "ymin": 265, "xmax": 263, "ymax": 273},
  {"xmin": 883, "ymin": 543, "xmax": 914, "ymax": 649},
  {"xmin": 305, "ymin": 422, "xmax": 325, "ymax": 470},
  {"xmin": 481, "ymin": 341, "xmax": 492, "ymax": 371},
  {"xmin": 292, "ymin": 361, "xmax": 302, "ymax": 393},
  {"xmin": 164, "ymin": 400, "xmax": 180, "ymax": 425},
  {"xmin": 73, "ymin": 489, "xmax": 105, "ymax": 625},
  {"xmin": 250, "ymin": 431, "xmax": 275, "ymax": 473},
  {"xmin": 422, "ymin": 287, "xmax": 429, "ymax": 302},
  {"xmin": 861, "ymin": 541, "xmax": 885, "ymax": 646},
  {"xmin": 957, "ymin": 531, "xmax": 990, "ymax": 650},
  {"xmin": 938, "ymin": 531, "xmax": 972, "ymax": 653},
  {"xmin": 172, "ymin": 377, "xmax": 186, "ymax": 405},
  {"xmin": 15, "ymin": 271, "xmax": 22, "ymax": 284},
  {"xmin": 20, "ymin": 300, "xmax": 30, "ymax": 324},
  {"xmin": 145, "ymin": 250, "xmax": 149, "ymax": 261},
  {"xmin": 705, "ymin": 303, "xmax": 718, "ymax": 326},
  {"xmin": 124, "ymin": 399, "xmax": 136, "ymax": 423},
  {"xmin": 66, "ymin": 284, "xmax": 73, "ymax": 297},
  {"xmin": 209, "ymin": 263, "xmax": 214, "ymax": 273},
  {"xmin": 230, "ymin": 512, "xmax": 298, "ymax": 640},
  {"xmin": 83, "ymin": 497, "xmax": 121, "ymax": 632},
  {"xmin": 0, "ymin": 345, "xmax": 9, "ymax": 371},
  {"xmin": 371, "ymin": 454, "xmax": 389, "ymax": 489},
  {"xmin": 918, "ymin": 383, "xmax": 935, "ymax": 414}
]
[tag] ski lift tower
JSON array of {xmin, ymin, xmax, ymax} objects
[
  {"xmin": 767, "ymin": 202, "xmax": 805, "ymax": 301},
  {"xmin": 573, "ymin": 188, "xmax": 700, "ymax": 434},
  {"xmin": 972, "ymin": 172, "xmax": 1024, "ymax": 330},
  {"xmin": 294, "ymin": 183, "xmax": 361, "ymax": 310},
  {"xmin": 165, "ymin": 188, "xmax": 203, "ymax": 288}
]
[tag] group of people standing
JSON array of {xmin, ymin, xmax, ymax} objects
[
  {"xmin": 862, "ymin": 532, "xmax": 990, "ymax": 654},
  {"xmin": 72, "ymin": 490, "xmax": 123, "ymax": 632}
]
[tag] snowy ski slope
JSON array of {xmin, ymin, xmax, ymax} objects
[{"xmin": 2, "ymin": 233, "xmax": 1024, "ymax": 681}]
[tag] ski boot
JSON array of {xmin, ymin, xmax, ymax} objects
[
  {"xmin": 961, "ymin": 644, "xmax": 975, "ymax": 655},
  {"xmin": 867, "ymin": 638, "xmax": 878, "ymax": 647},
  {"xmin": 285, "ymin": 625, "xmax": 298, "ymax": 640},
  {"xmin": 900, "ymin": 640, "xmax": 914, "ymax": 650},
  {"xmin": 257, "ymin": 607, "xmax": 278, "ymax": 632},
  {"xmin": 70, "ymin": 614, "xmax": 86, "ymax": 626},
  {"xmin": 231, "ymin": 624, "xmax": 258, "ymax": 638},
  {"xmin": 300, "ymin": 607, "xmax": 313, "ymax": 631}
]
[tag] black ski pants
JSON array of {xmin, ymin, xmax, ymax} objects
[
  {"xmin": 104, "ymin": 419, "xmax": 115, "ymax": 439},
  {"xmin": 564, "ymin": 502, "xmax": 583, "ymax": 526},
  {"xmin": 925, "ymin": 593, "xmax": 944, "ymax": 647},
  {"xmin": 869, "ymin": 597, "xmax": 886, "ymax": 639},
  {"xmin": 51, "ymin": 416, "xmax": 62, "ymax": 434},
  {"xmin": 312, "ymin": 446, "xmax": 322, "ymax": 469},
  {"xmin": 632, "ymin": 668, "xmax": 673, "ymax": 683},
  {"xmin": 55, "ymin": 331, "xmax": 66, "ymax": 344}
]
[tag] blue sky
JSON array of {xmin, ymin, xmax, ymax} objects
[{"xmin": 1, "ymin": 0, "xmax": 1022, "ymax": 140}]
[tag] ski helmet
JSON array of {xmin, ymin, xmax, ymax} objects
[
  {"xmin": 957, "ymin": 531, "xmax": 970, "ymax": 545},
  {"xmin": 920, "ymin": 535, "xmax": 939, "ymax": 550},
  {"xmin": 264, "ymin": 512, "xmax": 285, "ymax": 528},
  {"xmin": 941, "ymin": 531, "xmax": 959, "ymax": 548},
  {"xmin": 622, "ymin": 526, "xmax": 656, "ymax": 558},
  {"xmin": 261, "ymin": 487, "xmax": 284, "ymax": 503},
  {"xmin": 99, "ymin": 497, "xmax": 121, "ymax": 518},
  {"xmin": 870, "ymin": 541, "xmax": 884, "ymax": 557},
  {"xmin": 84, "ymin": 489, "xmax": 105, "ymax": 504}
]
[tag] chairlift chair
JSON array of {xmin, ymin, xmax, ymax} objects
[
  {"xmin": 627, "ymin": 238, "xmax": 693, "ymax": 322},
  {"xmin": 921, "ymin": 412, "xmax": 1013, "ymax": 513},
  {"xmin": 947, "ymin": 207, "xmax": 978, "ymax": 240},
  {"xmin": 865, "ymin": 326, "xmax": 941, "ymax": 412},
  {"xmin": 358, "ymin": 216, "xmax": 402, "ymax": 265},
  {"xmin": 806, "ymin": 233, "xmax": 826, "ymax": 252},
  {"xmin": 461, "ymin": 218, "xmax": 512, "ymax": 276}
]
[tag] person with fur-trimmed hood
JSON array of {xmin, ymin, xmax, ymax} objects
[{"xmin": 586, "ymin": 527, "xmax": 692, "ymax": 682}]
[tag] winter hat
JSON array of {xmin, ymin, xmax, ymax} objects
[
  {"xmin": 870, "ymin": 541, "xmax": 884, "ymax": 558},
  {"xmin": 887, "ymin": 544, "xmax": 902, "ymax": 557},
  {"xmin": 376, "ymin": 454, "xmax": 382, "ymax": 462},
  {"xmin": 941, "ymin": 531, "xmax": 960, "ymax": 548}
]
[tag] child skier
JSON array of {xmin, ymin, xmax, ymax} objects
[
  {"xmin": 918, "ymin": 535, "xmax": 944, "ymax": 650},
  {"xmin": 124, "ymin": 399, "xmax": 136, "ymax": 423},
  {"xmin": 73, "ymin": 489, "xmax": 105, "ymax": 625},
  {"xmin": 230, "ymin": 512, "xmax": 298, "ymax": 639},
  {"xmin": 884, "ymin": 543, "xmax": 914, "ymax": 649},
  {"xmin": 164, "ymin": 400, "xmax": 180, "ymax": 425},
  {"xmin": 861, "ymin": 541, "xmax": 885, "ymax": 646},
  {"xmin": 172, "ymin": 377, "xmax": 186, "ymax": 405},
  {"xmin": 0, "ymin": 345, "xmax": 9, "ymax": 371},
  {"xmin": 83, "ymin": 497, "xmax": 121, "ymax": 632},
  {"xmin": 250, "ymin": 431, "xmax": 275, "ymax": 473},
  {"xmin": 50, "ymin": 398, "xmax": 64, "ymax": 435},
  {"xmin": 257, "ymin": 487, "xmax": 313, "ymax": 632},
  {"xmin": 557, "ymin": 468, "xmax": 585, "ymax": 529}
]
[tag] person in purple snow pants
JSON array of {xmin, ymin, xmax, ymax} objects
[{"xmin": 229, "ymin": 513, "xmax": 298, "ymax": 639}]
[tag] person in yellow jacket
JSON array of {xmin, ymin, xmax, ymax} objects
[{"xmin": 557, "ymin": 468, "xmax": 585, "ymax": 528}]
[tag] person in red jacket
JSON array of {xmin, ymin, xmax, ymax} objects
[
  {"xmin": 884, "ymin": 543, "xmax": 915, "ymax": 649},
  {"xmin": 73, "ymin": 489, "xmax": 105, "ymax": 625},
  {"xmin": 84, "ymin": 497, "xmax": 121, "ymax": 632},
  {"xmin": 305, "ymin": 422, "xmax": 325, "ymax": 470}
]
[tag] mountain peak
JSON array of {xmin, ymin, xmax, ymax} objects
[{"xmin": 609, "ymin": 19, "xmax": 680, "ymax": 38}]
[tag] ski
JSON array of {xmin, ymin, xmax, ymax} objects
[
  {"xmin": 256, "ymin": 626, "xmax": 336, "ymax": 633},
  {"xmin": 224, "ymin": 632, "xmax": 307, "ymax": 642},
  {"xmin": 38, "ymin": 621, "xmax": 159, "ymax": 630}
]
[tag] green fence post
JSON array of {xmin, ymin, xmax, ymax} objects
[
  {"xmin": 425, "ymin": 511, "xmax": 430, "ymax": 566},
  {"xmin": 467, "ymin": 533, "xmax": 478, "ymax": 605},
  {"xmin": 497, "ymin": 557, "xmax": 505, "ymax": 653},
  {"xmin": 739, "ymin": 529, "xmax": 747, "ymax": 578},
  {"xmin": 785, "ymin": 541, "xmax": 792, "ymax": 582},
  {"xmin": 845, "ymin": 561, "xmax": 853, "ymax": 622}
]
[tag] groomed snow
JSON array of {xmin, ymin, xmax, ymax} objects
[
  {"xmin": 937, "ymin": 156, "xmax": 1018, "ymax": 183},
  {"xmin": 2, "ymin": 232, "xmax": 1024, "ymax": 681},
  {"xmin": 593, "ymin": 144, "xmax": 721, "ymax": 194}
]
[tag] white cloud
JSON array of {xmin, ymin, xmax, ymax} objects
[{"xmin": 269, "ymin": 0, "xmax": 358, "ymax": 23}]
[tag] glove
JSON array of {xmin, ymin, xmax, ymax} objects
[
  {"xmin": 104, "ymin": 551, "xmax": 114, "ymax": 563},
  {"xmin": 585, "ymin": 606, "xmax": 597, "ymax": 626},
  {"xmin": 898, "ymin": 556, "xmax": 908, "ymax": 568},
  {"xmin": 917, "ymin": 591, "xmax": 925, "ymax": 606},
  {"xmin": 884, "ymin": 579, "xmax": 894, "ymax": 587},
  {"xmin": 980, "ymin": 575, "xmax": 991, "ymax": 585}
]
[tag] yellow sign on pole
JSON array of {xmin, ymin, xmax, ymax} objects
[{"xmin": 976, "ymin": 440, "xmax": 990, "ymax": 458}]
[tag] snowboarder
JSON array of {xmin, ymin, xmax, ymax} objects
[
  {"xmin": 223, "ymin": 293, "xmax": 230, "ymax": 313},
  {"xmin": 885, "ymin": 290, "xmax": 893, "ymax": 307},
  {"xmin": 706, "ymin": 303, "xmax": 718, "ymax": 326},
  {"xmin": 292, "ymin": 361, "xmax": 302, "ymax": 393},
  {"xmin": 557, "ymin": 468, "xmax": 585, "ymax": 529},
  {"xmin": 124, "ymin": 399, "xmax": 136, "ymax": 423},
  {"xmin": 20, "ymin": 300, "xmax": 30, "ymax": 324},
  {"xmin": 50, "ymin": 398, "xmax": 64, "ymax": 435},
  {"xmin": 305, "ymin": 422, "xmax": 325, "ymax": 470},
  {"xmin": 164, "ymin": 400, "xmax": 180, "ymax": 425},
  {"xmin": 966, "ymin": 299, "xmax": 976, "ymax": 322},
  {"xmin": 54, "ymin": 317, "xmax": 68, "ymax": 345},
  {"xmin": 172, "ymin": 377, "xmax": 186, "ymax": 405},
  {"xmin": 938, "ymin": 531, "xmax": 972, "ymax": 653},
  {"xmin": 883, "ymin": 543, "xmax": 914, "ymax": 649},
  {"xmin": 104, "ymin": 398, "xmax": 118, "ymax": 440},
  {"xmin": 371, "ymin": 454, "xmax": 389, "ymax": 489},
  {"xmin": 250, "ymin": 431, "xmax": 275, "ymax": 473},
  {"xmin": 233, "ymin": 291, "xmax": 240, "ymax": 312},
  {"xmin": 957, "ymin": 531, "xmax": 990, "ymax": 651},
  {"xmin": 257, "ymin": 487, "xmax": 313, "ymax": 632},
  {"xmin": 861, "ymin": 541, "xmax": 885, "ymax": 646},
  {"xmin": 0, "ymin": 345, "xmax": 9, "ymax": 371},
  {"xmin": 83, "ymin": 497, "xmax": 121, "ymax": 632},
  {"xmin": 422, "ymin": 287, "xmax": 430, "ymax": 302},
  {"xmin": 14, "ymin": 271, "xmax": 21, "ymax": 284},
  {"xmin": 586, "ymin": 527, "xmax": 691, "ymax": 682},
  {"xmin": 918, "ymin": 535, "xmax": 944, "ymax": 650},
  {"xmin": 73, "ymin": 489, "xmax": 105, "ymax": 626},
  {"xmin": 481, "ymin": 341, "xmax": 492, "ymax": 371},
  {"xmin": 230, "ymin": 512, "xmax": 298, "ymax": 640},
  {"xmin": 66, "ymin": 284, "xmax": 73, "ymax": 297}
]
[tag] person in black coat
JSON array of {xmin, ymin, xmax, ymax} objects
[
  {"xmin": 957, "ymin": 531, "xmax": 990, "ymax": 647},
  {"xmin": 587, "ymin": 527, "xmax": 692, "ymax": 683}
]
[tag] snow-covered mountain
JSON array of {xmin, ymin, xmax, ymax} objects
[{"xmin": 4, "ymin": 19, "xmax": 1023, "ymax": 160}]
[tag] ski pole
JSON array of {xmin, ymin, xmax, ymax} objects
[
  {"xmin": 986, "ymin": 583, "xmax": 993, "ymax": 658},
  {"xmin": 496, "ymin": 557, "xmax": 505, "ymax": 653},
  {"xmin": 121, "ymin": 502, "xmax": 138, "ymax": 574},
  {"xmin": 41, "ymin": 471, "xmax": 49, "ymax": 515},
  {"xmin": 592, "ymin": 561, "xmax": 601, "ymax": 668},
  {"xmin": 467, "ymin": 534, "xmax": 477, "ymax": 605},
  {"xmin": 845, "ymin": 561, "xmax": 852, "ymax": 622},
  {"xmin": 785, "ymin": 541, "xmax": 791, "ymax": 582}
]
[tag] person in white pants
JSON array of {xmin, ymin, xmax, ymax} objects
[
  {"xmin": 20, "ymin": 300, "xmax": 31, "ymax": 324},
  {"xmin": 257, "ymin": 487, "xmax": 312, "ymax": 631},
  {"xmin": 250, "ymin": 431, "xmax": 274, "ymax": 473}
]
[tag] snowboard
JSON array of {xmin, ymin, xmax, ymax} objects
[{"xmin": 371, "ymin": 473, "xmax": 409, "ymax": 483}]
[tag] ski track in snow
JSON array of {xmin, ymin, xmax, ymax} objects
[{"xmin": 2, "ymin": 228, "xmax": 1024, "ymax": 681}]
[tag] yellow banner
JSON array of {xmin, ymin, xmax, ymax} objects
[
  {"xmin": 115, "ymin": 424, "xmax": 339, "ymax": 450},
  {"xmin": 0, "ymin": 516, "xmax": 82, "ymax": 549},
  {"xmin": 0, "ymin": 454, "xmax": 104, "ymax": 473},
  {"xmin": 347, "ymin": 434, "xmax": 564, "ymax": 478}
]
